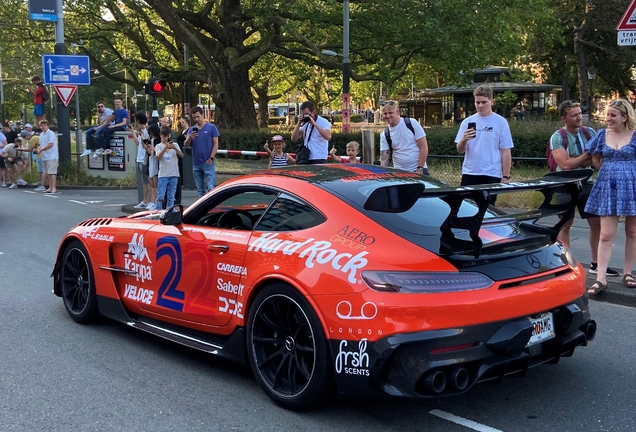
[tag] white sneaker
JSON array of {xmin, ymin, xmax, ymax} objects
[
  {"xmin": 34, "ymin": 185, "xmax": 46, "ymax": 191},
  {"xmin": 16, "ymin": 179, "xmax": 27, "ymax": 186},
  {"xmin": 8, "ymin": 183, "xmax": 17, "ymax": 189},
  {"xmin": 92, "ymin": 151, "xmax": 100, "ymax": 158},
  {"xmin": 80, "ymin": 149, "xmax": 92, "ymax": 157},
  {"xmin": 133, "ymin": 201, "xmax": 147, "ymax": 209},
  {"xmin": 146, "ymin": 203, "xmax": 156, "ymax": 210},
  {"xmin": 1, "ymin": 183, "xmax": 7, "ymax": 188}
]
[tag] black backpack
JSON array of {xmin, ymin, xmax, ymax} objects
[
  {"xmin": 40, "ymin": 84, "xmax": 50, "ymax": 102},
  {"xmin": 384, "ymin": 116, "xmax": 415, "ymax": 155}
]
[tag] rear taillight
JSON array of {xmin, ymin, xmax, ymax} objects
[{"xmin": 361, "ymin": 271, "xmax": 494, "ymax": 293}]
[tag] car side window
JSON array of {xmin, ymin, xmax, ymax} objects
[
  {"xmin": 188, "ymin": 190, "xmax": 277, "ymax": 230},
  {"xmin": 255, "ymin": 194, "xmax": 325, "ymax": 232}
]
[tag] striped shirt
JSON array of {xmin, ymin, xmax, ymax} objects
[{"xmin": 271, "ymin": 152, "xmax": 288, "ymax": 168}]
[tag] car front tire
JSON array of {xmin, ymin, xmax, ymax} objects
[
  {"xmin": 247, "ymin": 283, "xmax": 333, "ymax": 410},
  {"xmin": 60, "ymin": 240, "xmax": 99, "ymax": 323}
]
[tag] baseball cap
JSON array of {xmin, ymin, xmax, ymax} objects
[
  {"xmin": 271, "ymin": 135, "xmax": 284, "ymax": 142},
  {"xmin": 20, "ymin": 130, "xmax": 33, "ymax": 138},
  {"xmin": 24, "ymin": 123, "xmax": 33, "ymax": 129}
]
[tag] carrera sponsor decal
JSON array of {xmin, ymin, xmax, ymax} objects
[
  {"xmin": 124, "ymin": 284, "xmax": 154, "ymax": 305},
  {"xmin": 217, "ymin": 278, "xmax": 245, "ymax": 296},
  {"xmin": 125, "ymin": 233, "xmax": 152, "ymax": 283},
  {"xmin": 248, "ymin": 233, "xmax": 368, "ymax": 284},
  {"xmin": 219, "ymin": 296, "xmax": 244, "ymax": 319},
  {"xmin": 217, "ymin": 262, "xmax": 248, "ymax": 276},
  {"xmin": 336, "ymin": 301, "xmax": 377, "ymax": 320},
  {"xmin": 335, "ymin": 339, "xmax": 370, "ymax": 376},
  {"xmin": 81, "ymin": 227, "xmax": 114, "ymax": 242}
]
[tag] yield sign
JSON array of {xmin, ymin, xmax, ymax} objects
[
  {"xmin": 53, "ymin": 85, "xmax": 77, "ymax": 107},
  {"xmin": 617, "ymin": 0, "xmax": 636, "ymax": 30}
]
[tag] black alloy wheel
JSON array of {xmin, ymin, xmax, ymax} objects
[
  {"xmin": 60, "ymin": 240, "xmax": 99, "ymax": 323},
  {"xmin": 247, "ymin": 284, "xmax": 333, "ymax": 410}
]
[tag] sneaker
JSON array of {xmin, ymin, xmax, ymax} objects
[
  {"xmin": 146, "ymin": 203, "xmax": 156, "ymax": 211},
  {"xmin": 80, "ymin": 149, "xmax": 92, "ymax": 157},
  {"xmin": 8, "ymin": 183, "xmax": 17, "ymax": 189},
  {"xmin": 16, "ymin": 179, "xmax": 27, "ymax": 186},
  {"xmin": 92, "ymin": 151, "xmax": 100, "ymax": 158},
  {"xmin": 32, "ymin": 181, "xmax": 41, "ymax": 187},
  {"xmin": 133, "ymin": 201, "xmax": 147, "ymax": 209},
  {"xmin": 1, "ymin": 183, "xmax": 6, "ymax": 188},
  {"xmin": 34, "ymin": 185, "xmax": 46, "ymax": 191},
  {"xmin": 589, "ymin": 262, "xmax": 620, "ymax": 277}
]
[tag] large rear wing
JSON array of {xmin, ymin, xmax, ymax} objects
[{"xmin": 364, "ymin": 169, "xmax": 593, "ymax": 258}]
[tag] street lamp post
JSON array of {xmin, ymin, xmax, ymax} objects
[
  {"xmin": 342, "ymin": 0, "xmax": 350, "ymax": 133},
  {"xmin": 71, "ymin": 42, "xmax": 84, "ymax": 152},
  {"xmin": 587, "ymin": 65, "xmax": 597, "ymax": 118}
]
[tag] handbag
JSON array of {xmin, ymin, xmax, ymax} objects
[{"xmin": 295, "ymin": 125, "xmax": 314, "ymax": 165}]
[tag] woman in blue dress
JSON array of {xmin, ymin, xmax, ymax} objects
[{"xmin": 585, "ymin": 99, "xmax": 636, "ymax": 294}]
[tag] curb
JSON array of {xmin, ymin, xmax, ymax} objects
[{"xmin": 584, "ymin": 267, "xmax": 636, "ymax": 308}]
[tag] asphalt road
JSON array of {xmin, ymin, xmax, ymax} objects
[{"xmin": 1, "ymin": 188, "xmax": 635, "ymax": 432}]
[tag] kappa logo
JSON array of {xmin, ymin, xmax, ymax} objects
[{"xmin": 126, "ymin": 233, "xmax": 152, "ymax": 263}]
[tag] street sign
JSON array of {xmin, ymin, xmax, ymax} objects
[
  {"xmin": 42, "ymin": 55, "xmax": 91, "ymax": 85},
  {"xmin": 617, "ymin": 0, "xmax": 636, "ymax": 31},
  {"xmin": 618, "ymin": 30, "xmax": 636, "ymax": 45},
  {"xmin": 53, "ymin": 85, "xmax": 77, "ymax": 107},
  {"xmin": 28, "ymin": 0, "xmax": 57, "ymax": 22}
]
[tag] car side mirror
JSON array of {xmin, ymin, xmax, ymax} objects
[{"xmin": 160, "ymin": 205, "xmax": 184, "ymax": 225}]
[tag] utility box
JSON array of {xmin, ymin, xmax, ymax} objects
[{"xmin": 85, "ymin": 131, "xmax": 137, "ymax": 180}]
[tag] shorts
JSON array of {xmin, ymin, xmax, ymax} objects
[
  {"xmin": 555, "ymin": 182, "xmax": 597, "ymax": 219},
  {"xmin": 36, "ymin": 158, "xmax": 43, "ymax": 173},
  {"xmin": 4, "ymin": 157, "xmax": 23, "ymax": 169},
  {"xmin": 148, "ymin": 157, "xmax": 159, "ymax": 178},
  {"xmin": 137, "ymin": 162, "xmax": 149, "ymax": 185},
  {"xmin": 34, "ymin": 103, "xmax": 46, "ymax": 116},
  {"xmin": 43, "ymin": 159, "xmax": 59, "ymax": 175}
]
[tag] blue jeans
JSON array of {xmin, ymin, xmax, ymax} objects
[
  {"xmin": 100, "ymin": 127, "xmax": 123, "ymax": 151},
  {"xmin": 192, "ymin": 162, "xmax": 216, "ymax": 197},
  {"xmin": 156, "ymin": 176, "xmax": 178, "ymax": 208},
  {"xmin": 85, "ymin": 126, "xmax": 106, "ymax": 151}
]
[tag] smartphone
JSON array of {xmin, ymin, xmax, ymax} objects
[
  {"xmin": 191, "ymin": 126, "xmax": 199, "ymax": 133},
  {"xmin": 467, "ymin": 122, "xmax": 476, "ymax": 130}
]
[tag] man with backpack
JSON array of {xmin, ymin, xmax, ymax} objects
[
  {"xmin": 31, "ymin": 76, "xmax": 49, "ymax": 126},
  {"xmin": 379, "ymin": 100, "xmax": 429, "ymax": 174},
  {"xmin": 549, "ymin": 99, "xmax": 618, "ymax": 277}
]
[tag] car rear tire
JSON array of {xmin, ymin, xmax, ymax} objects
[
  {"xmin": 247, "ymin": 283, "xmax": 333, "ymax": 410},
  {"xmin": 60, "ymin": 240, "xmax": 99, "ymax": 323}
]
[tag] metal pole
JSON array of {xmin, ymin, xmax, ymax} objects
[
  {"xmin": 54, "ymin": 0, "xmax": 71, "ymax": 163},
  {"xmin": 342, "ymin": 0, "xmax": 350, "ymax": 133},
  {"xmin": 0, "ymin": 60, "xmax": 5, "ymax": 124},
  {"xmin": 72, "ymin": 44, "xmax": 82, "ymax": 153}
]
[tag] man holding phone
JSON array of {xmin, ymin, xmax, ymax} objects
[
  {"xmin": 455, "ymin": 85, "xmax": 513, "ymax": 199},
  {"xmin": 184, "ymin": 106, "xmax": 219, "ymax": 197}
]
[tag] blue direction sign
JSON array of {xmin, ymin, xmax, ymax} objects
[{"xmin": 42, "ymin": 55, "xmax": 91, "ymax": 85}]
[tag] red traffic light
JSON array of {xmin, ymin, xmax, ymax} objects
[{"xmin": 145, "ymin": 78, "xmax": 167, "ymax": 95}]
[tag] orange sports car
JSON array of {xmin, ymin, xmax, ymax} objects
[{"xmin": 52, "ymin": 165, "xmax": 595, "ymax": 410}]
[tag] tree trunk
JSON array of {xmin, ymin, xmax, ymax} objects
[
  {"xmin": 211, "ymin": 65, "xmax": 258, "ymax": 130},
  {"xmin": 254, "ymin": 86, "xmax": 271, "ymax": 129}
]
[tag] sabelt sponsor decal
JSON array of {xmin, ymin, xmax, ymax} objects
[
  {"xmin": 248, "ymin": 233, "xmax": 368, "ymax": 283},
  {"xmin": 217, "ymin": 278, "xmax": 245, "ymax": 296}
]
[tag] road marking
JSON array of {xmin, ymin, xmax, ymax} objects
[
  {"xmin": 69, "ymin": 200, "xmax": 88, "ymax": 205},
  {"xmin": 43, "ymin": 194, "xmax": 60, "ymax": 198},
  {"xmin": 429, "ymin": 410, "xmax": 503, "ymax": 432},
  {"xmin": 85, "ymin": 200, "xmax": 104, "ymax": 204},
  {"xmin": 23, "ymin": 191, "xmax": 37, "ymax": 194},
  {"xmin": 103, "ymin": 204, "xmax": 126, "ymax": 207}
]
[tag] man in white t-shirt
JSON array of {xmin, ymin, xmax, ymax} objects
[
  {"xmin": 34, "ymin": 120, "xmax": 58, "ymax": 193},
  {"xmin": 455, "ymin": 85, "xmax": 514, "ymax": 203},
  {"xmin": 131, "ymin": 113, "xmax": 151, "ymax": 209},
  {"xmin": 379, "ymin": 100, "xmax": 429, "ymax": 174},
  {"xmin": 291, "ymin": 101, "xmax": 332, "ymax": 163}
]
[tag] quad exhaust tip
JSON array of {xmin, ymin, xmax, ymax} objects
[
  {"xmin": 424, "ymin": 370, "xmax": 447, "ymax": 394},
  {"xmin": 449, "ymin": 367, "xmax": 470, "ymax": 391},
  {"xmin": 580, "ymin": 320, "xmax": 597, "ymax": 341}
]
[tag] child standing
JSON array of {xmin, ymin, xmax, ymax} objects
[
  {"xmin": 329, "ymin": 141, "xmax": 361, "ymax": 163},
  {"xmin": 154, "ymin": 126, "xmax": 183, "ymax": 210},
  {"xmin": 263, "ymin": 135, "xmax": 295, "ymax": 168}
]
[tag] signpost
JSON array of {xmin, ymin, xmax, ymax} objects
[
  {"xmin": 53, "ymin": 85, "xmax": 77, "ymax": 107},
  {"xmin": 28, "ymin": 0, "xmax": 57, "ymax": 22},
  {"xmin": 617, "ymin": 0, "xmax": 636, "ymax": 45},
  {"xmin": 42, "ymin": 55, "xmax": 90, "ymax": 85}
]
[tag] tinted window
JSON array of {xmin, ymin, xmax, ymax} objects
[
  {"xmin": 186, "ymin": 189, "xmax": 277, "ymax": 229},
  {"xmin": 255, "ymin": 194, "xmax": 325, "ymax": 232}
]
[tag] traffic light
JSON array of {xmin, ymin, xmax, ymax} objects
[{"xmin": 144, "ymin": 78, "xmax": 167, "ymax": 95}]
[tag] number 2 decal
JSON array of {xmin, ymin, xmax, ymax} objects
[{"xmin": 155, "ymin": 236, "xmax": 185, "ymax": 312}]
